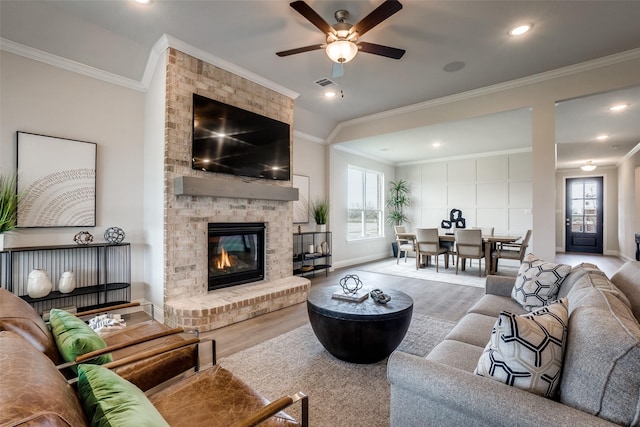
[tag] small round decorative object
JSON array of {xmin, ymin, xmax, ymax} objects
[
  {"xmin": 370, "ymin": 288, "xmax": 392, "ymax": 304},
  {"xmin": 339, "ymin": 274, "xmax": 363, "ymax": 295},
  {"xmin": 73, "ymin": 231, "xmax": 94, "ymax": 245},
  {"xmin": 104, "ymin": 227, "xmax": 125, "ymax": 244}
]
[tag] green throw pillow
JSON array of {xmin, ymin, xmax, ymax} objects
[
  {"xmin": 77, "ymin": 364, "xmax": 169, "ymax": 427},
  {"xmin": 49, "ymin": 308, "xmax": 113, "ymax": 368}
]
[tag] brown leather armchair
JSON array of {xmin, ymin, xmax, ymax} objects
[
  {"xmin": 0, "ymin": 288, "xmax": 197, "ymax": 391},
  {"xmin": 0, "ymin": 330, "xmax": 308, "ymax": 426}
]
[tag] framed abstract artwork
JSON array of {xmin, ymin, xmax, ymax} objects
[
  {"xmin": 292, "ymin": 174, "xmax": 309, "ymax": 224},
  {"xmin": 17, "ymin": 132, "xmax": 97, "ymax": 228}
]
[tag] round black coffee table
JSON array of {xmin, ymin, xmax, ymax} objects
[{"xmin": 307, "ymin": 286, "xmax": 413, "ymax": 364}]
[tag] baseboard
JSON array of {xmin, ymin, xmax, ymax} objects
[
  {"xmin": 332, "ymin": 253, "xmax": 390, "ymax": 270},
  {"xmin": 132, "ymin": 298, "xmax": 164, "ymax": 323}
]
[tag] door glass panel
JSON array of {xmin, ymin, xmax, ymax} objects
[{"xmin": 570, "ymin": 181, "xmax": 599, "ymax": 234}]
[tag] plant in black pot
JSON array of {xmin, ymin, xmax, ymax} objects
[{"xmin": 386, "ymin": 179, "xmax": 410, "ymax": 257}]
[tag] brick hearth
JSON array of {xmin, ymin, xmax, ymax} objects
[{"xmin": 165, "ymin": 277, "xmax": 310, "ymax": 332}]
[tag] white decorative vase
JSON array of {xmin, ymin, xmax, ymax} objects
[
  {"xmin": 58, "ymin": 271, "xmax": 76, "ymax": 294},
  {"xmin": 316, "ymin": 224, "xmax": 327, "ymax": 232},
  {"xmin": 27, "ymin": 269, "xmax": 53, "ymax": 299}
]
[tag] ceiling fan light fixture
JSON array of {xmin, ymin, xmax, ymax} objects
[
  {"xmin": 581, "ymin": 161, "xmax": 597, "ymax": 172},
  {"xmin": 326, "ymin": 40, "xmax": 358, "ymax": 63}
]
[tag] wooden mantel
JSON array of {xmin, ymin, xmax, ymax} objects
[{"xmin": 174, "ymin": 176, "xmax": 298, "ymax": 201}]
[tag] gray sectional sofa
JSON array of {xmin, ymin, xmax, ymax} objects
[{"xmin": 388, "ymin": 261, "xmax": 640, "ymax": 426}]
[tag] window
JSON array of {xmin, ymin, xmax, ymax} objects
[{"xmin": 347, "ymin": 166, "xmax": 384, "ymax": 240}]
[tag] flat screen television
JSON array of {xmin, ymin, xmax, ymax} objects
[{"xmin": 192, "ymin": 93, "xmax": 291, "ymax": 181}]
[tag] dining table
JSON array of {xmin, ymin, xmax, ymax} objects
[{"xmin": 396, "ymin": 232, "xmax": 521, "ymax": 276}]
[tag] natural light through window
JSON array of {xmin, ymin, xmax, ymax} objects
[{"xmin": 347, "ymin": 166, "xmax": 384, "ymax": 240}]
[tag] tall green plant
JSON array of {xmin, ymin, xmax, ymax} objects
[
  {"xmin": 386, "ymin": 179, "xmax": 410, "ymax": 226},
  {"xmin": 0, "ymin": 173, "xmax": 21, "ymax": 234},
  {"xmin": 311, "ymin": 198, "xmax": 329, "ymax": 225}
]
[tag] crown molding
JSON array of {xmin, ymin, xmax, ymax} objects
[
  {"xmin": 328, "ymin": 47, "xmax": 640, "ymax": 143},
  {"xmin": 397, "ymin": 147, "xmax": 532, "ymax": 167},
  {"xmin": 332, "ymin": 144, "xmax": 396, "ymax": 166},
  {"xmin": 618, "ymin": 141, "xmax": 640, "ymax": 166},
  {"xmin": 1, "ymin": 34, "xmax": 300, "ymax": 101},
  {"xmin": 293, "ymin": 130, "xmax": 326, "ymax": 145},
  {"xmin": 157, "ymin": 34, "xmax": 299, "ymax": 100},
  {"xmin": 0, "ymin": 37, "xmax": 145, "ymax": 91}
]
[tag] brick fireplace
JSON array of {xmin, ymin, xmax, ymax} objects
[{"xmin": 162, "ymin": 48, "xmax": 310, "ymax": 331}]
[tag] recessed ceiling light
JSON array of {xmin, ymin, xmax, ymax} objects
[
  {"xmin": 134, "ymin": 0, "xmax": 150, "ymax": 4},
  {"xmin": 596, "ymin": 135, "xmax": 609, "ymax": 141},
  {"xmin": 609, "ymin": 103, "xmax": 628, "ymax": 112},
  {"xmin": 324, "ymin": 90, "xmax": 337, "ymax": 98},
  {"xmin": 509, "ymin": 24, "xmax": 533, "ymax": 36},
  {"xmin": 443, "ymin": 61, "xmax": 465, "ymax": 73},
  {"xmin": 432, "ymin": 142, "xmax": 441, "ymax": 148}
]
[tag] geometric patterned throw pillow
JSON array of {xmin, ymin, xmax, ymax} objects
[
  {"xmin": 474, "ymin": 298, "xmax": 568, "ymax": 398},
  {"xmin": 511, "ymin": 254, "xmax": 571, "ymax": 311}
]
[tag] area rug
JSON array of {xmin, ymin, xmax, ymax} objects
[
  {"xmin": 218, "ymin": 313, "xmax": 455, "ymax": 427},
  {"xmin": 356, "ymin": 257, "xmax": 520, "ymax": 288}
]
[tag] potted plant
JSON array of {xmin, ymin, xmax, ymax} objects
[
  {"xmin": 0, "ymin": 173, "xmax": 22, "ymax": 251},
  {"xmin": 386, "ymin": 179, "xmax": 410, "ymax": 257},
  {"xmin": 311, "ymin": 198, "xmax": 329, "ymax": 232}
]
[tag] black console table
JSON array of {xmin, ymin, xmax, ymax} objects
[{"xmin": 0, "ymin": 243, "xmax": 131, "ymax": 315}]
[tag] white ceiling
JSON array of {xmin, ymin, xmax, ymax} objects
[{"xmin": 1, "ymin": 0, "xmax": 640, "ymax": 169}]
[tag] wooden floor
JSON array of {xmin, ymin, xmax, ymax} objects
[{"xmin": 203, "ymin": 252, "xmax": 625, "ymax": 359}]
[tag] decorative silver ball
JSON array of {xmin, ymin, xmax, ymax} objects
[
  {"xmin": 104, "ymin": 227, "xmax": 125, "ymax": 244},
  {"xmin": 73, "ymin": 231, "xmax": 94, "ymax": 245}
]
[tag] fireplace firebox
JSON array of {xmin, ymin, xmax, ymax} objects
[{"xmin": 208, "ymin": 223, "xmax": 265, "ymax": 291}]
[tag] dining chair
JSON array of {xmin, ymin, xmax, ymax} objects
[
  {"xmin": 454, "ymin": 229, "xmax": 485, "ymax": 277},
  {"xmin": 394, "ymin": 226, "xmax": 414, "ymax": 264},
  {"xmin": 415, "ymin": 228, "xmax": 449, "ymax": 272},
  {"xmin": 490, "ymin": 229, "xmax": 532, "ymax": 273},
  {"xmin": 474, "ymin": 227, "xmax": 494, "ymax": 236}
]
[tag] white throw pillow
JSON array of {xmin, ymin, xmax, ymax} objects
[
  {"xmin": 512, "ymin": 254, "xmax": 571, "ymax": 311},
  {"xmin": 475, "ymin": 298, "xmax": 568, "ymax": 398}
]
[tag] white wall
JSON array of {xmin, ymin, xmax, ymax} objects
[
  {"xmin": 330, "ymin": 146, "xmax": 396, "ymax": 268},
  {"xmin": 0, "ymin": 51, "xmax": 146, "ymax": 297},
  {"xmin": 399, "ymin": 152, "xmax": 534, "ymax": 249},
  {"xmin": 618, "ymin": 150, "xmax": 640, "ymax": 260},
  {"xmin": 143, "ymin": 50, "xmax": 167, "ymax": 313},
  {"xmin": 293, "ymin": 135, "xmax": 327, "ymax": 233}
]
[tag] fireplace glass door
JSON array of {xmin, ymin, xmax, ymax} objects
[{"xmin": 208, "ymin": 223, "xmax": 265, "ymax": 290}]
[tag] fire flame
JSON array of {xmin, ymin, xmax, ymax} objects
[{"xmin": 216, "ymin": 247, "xmax": 232, "ymax": 269}]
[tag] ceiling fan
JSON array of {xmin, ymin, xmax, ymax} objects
[{"xmin": 276, "ymin": 0, "xmax": 406, "ymax": 73}]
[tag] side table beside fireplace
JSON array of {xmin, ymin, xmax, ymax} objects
[
  {"xmin": 293, "ymin": 231, "xmax": 332, "ymax": 277},
  {"xmin": 307, "ymin": 286, "xmax": 413, "ymax": 364}
]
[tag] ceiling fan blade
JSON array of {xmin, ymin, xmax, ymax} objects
[
  {"xmin": 351, "ymin": 0, "xmax": 403, "ymax": 37},
  {"xmin": 358, "ymin": 41, "xmax": 405, "ymax": 59},
  {"xmin": 290, "ymin": 1, "xmax": 336, "ymax": 36},
  {"xmin": 276, "ymin": 44, "xmax": 324, "ymax": 57}
]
